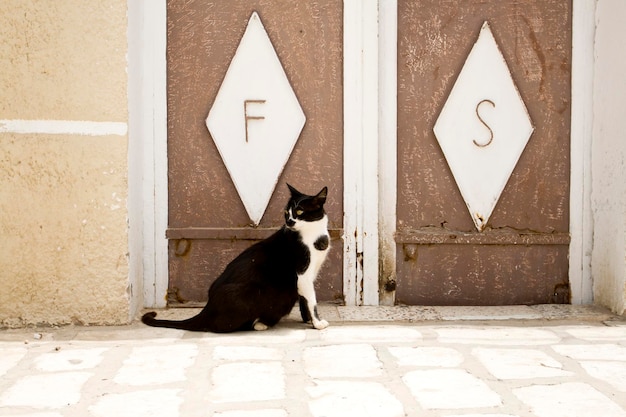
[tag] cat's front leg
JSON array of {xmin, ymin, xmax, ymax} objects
[
  {"xmin": 299, "ymin": 296, "xmax": 312, "ymax": 323},
  {"xmin": 297, "ymin": 276, "xmax": 328, "ymax": 330}
]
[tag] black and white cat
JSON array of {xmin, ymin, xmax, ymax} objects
[{"xmin": 141, "ymin": 184, "xmax": 330, "ymax": 333}]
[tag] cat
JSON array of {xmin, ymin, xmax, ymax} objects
[{"xmin": 141, "ymin": 183, "xmax": 330, "ymax": 333}]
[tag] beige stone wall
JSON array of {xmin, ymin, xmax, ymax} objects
[{"xmin": 0, "ymin": 1, "xmax": 130, "ymax": 326}]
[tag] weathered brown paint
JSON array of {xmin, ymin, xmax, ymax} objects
[
  {"xmin": 396, "ymin": 0, "xmax": 572, "ymax": 304},
  {"xmin": 396, "ymin": 244, "xmax": 570, "ymax": 306},
  {"xmin": 167, "ymin": 0, "xmax": 343, "ymax": 303}
]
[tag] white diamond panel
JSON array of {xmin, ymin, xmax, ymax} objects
[
  {"xmin": 433, "ymin": 21, "xmax": 534, "ymax": 231},
  {"xmin": 206, "ymin": 12, "xmax": 306, "ymax": 225}
]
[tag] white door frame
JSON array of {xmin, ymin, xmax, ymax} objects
[
  {"xmin": 569, "ymin": 0, "xmax": 595, "ymax": 304},
  {"xmin": 130, "ymin": 0, "xmax": 594, "ymax": 308},
  {"xmin": 343, "ymin": 0, "xmax": 381, "ymax": 306},
  {"xmin": 128, "ymin": 0, "xmax": 169, "ymax": 308},
  {"xmin": 342, "ymin": 0, "xmax": 398, "ymax": 306}
]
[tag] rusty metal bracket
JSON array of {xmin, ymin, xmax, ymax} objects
[{"xmin": 167, "ymin": 227, "xmax": 343, "ymax": 241}]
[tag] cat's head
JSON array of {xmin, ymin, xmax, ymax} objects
[{"xmin": 284, "ymin": 184, "xmax": 328, "ymax": 229}]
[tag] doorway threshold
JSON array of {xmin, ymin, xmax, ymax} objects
[
  {"xmin": 318, "ymin": 304, "xmax": 622, "ymax": 324},
  {"xmin": 146, "ymin": 304, "xmax": 622, "ymax": 325}
]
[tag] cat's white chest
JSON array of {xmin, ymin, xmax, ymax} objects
[{"xmin": 298, "ymin": 216, "xmax": 330, "ymax": 278}]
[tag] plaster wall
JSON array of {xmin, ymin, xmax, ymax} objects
[
  {"xmin": 0, "ymin": 1, "xmax": 130, "ymax": 326},
  {"xmin": 591, "ymin": 0, "xmax": 626, "ymax": 314}
]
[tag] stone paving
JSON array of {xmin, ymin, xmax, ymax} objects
[{"xmin": 0, "ymin": 305, "xmax": 625, "ymax": 417}]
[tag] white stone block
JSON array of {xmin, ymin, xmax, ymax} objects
[
  {"xmin": 580, "ymin": 361, "xmax": 626, "ymax": 392},
  {"xmin": 514, "ymin": 382, "xmax": 624, "ymax": 417},
  {"xmin": 114, "ymin": 343, "xmax": 197, "ymax": 386},
  {"xmin": 0, "ymin": 372, "xmax": 91, "ymax": 408},
  {"xmin": 436, "ymin": 327, "xmax": 560, "ymax": 345},
  {"xmin": 214, "ymin": 410, "xmax": 287, "ymax": 417},
  {"xmin": 402, "ymin": 369, "xmax": 501, "ymax": 409},
  {"xmin": 552, "ymin": 343, "xmax": 626, "ymax": 361},
  {"xmin": 0, "ymin": 413, "xmax": 63, "ymax": 417},
  {"xmin": 89, "ymin": 389, "xmax": 183, "ymax": 417},
  {"xmin": 212, "ymin": 346, "xmax": 282, "ymax": 361},
  {"xmin": 473, "ymin": 347, "xmax": 571, "ymax": 379},
  {"xmin": 210, "ymin": 362, "xmax": 285, "ymax": 403},
  {"xmin": 303, "ymin": 344, "xmax": 382, "ymax": 378},
  {"xmin": 447, "ymin": 415, "xmax": 519, "ymax": 417},
  {"xmin": 389, "ymin": 346, "xmax": 464, "ymax": 367},
  {"xmin": 0, "ymin": 347, "xmax": 26, "ymax": 377},
  {"xmin": 319, "ymin": 325, "xmax": 422, "ymax": 343},
  {"xmin": 565, "ymin": 326, "xmax": 626, "ymax": 341},
  {"xmin": 307, "ymin": 380, "xmax": 404, "ymax": 417},
  {"xmin": 205, "ymin": 328, "xmax": 306, "ymax": 344},
  {"xmin": 35, "ymin": 347, "xmax": 108, "ymax": 371}
]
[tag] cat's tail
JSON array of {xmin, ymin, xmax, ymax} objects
[{"xmin": 141, "ymin": 310, "xmax": 211, "ymax": 332}]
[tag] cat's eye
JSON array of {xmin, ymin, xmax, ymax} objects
[{"xmin": 296, "ymin": 209, "xmax": 304, "ymax": 216}]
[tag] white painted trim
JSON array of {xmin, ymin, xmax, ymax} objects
[
  {"xmin": 569, "ymin": 0, "xmax": 595, "ymax": 304},
  {"xmin": 129, "ymin": 0, "xmax": 169, "ymax": 308},
  {"xmin": 343, "ymin": 0, "xmax": 380, "ymax": 306},
  {"xmin": 147, "ymin": 0, "xmax": 169, "ymax": 308},
  {"xmin": 343, "ymin": 0, "xmax": 361, "ymax": 306},
  {"xmin": 361, "ymin": 0, "xmax": 380, "ymax": 306},
  {"xmin": 378, "ymin": 0, "xmax": 398, "ymax": 306},
  {"xmin": 0, "ymin": 120, "xmax": 127, "ymax": 136}
]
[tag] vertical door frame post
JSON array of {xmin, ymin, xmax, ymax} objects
[
  {"xmin": 378, "ymin": 0, "xmax": 398, "ymax": 306},
  {"xmin": 569, "ymin": 0, "xmax": 595, "ymax": 304},
  {"xmin": 343, "ymin": 0, "xmax": 381, "ymax": 305},
  {"xmin": 128, "ymin": 0, "xmax": 169, "ymax": 308}
]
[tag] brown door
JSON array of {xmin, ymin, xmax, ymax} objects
[
  {"xmin": 166, "ymin": 1, "xmax": 343, "ymax": 305},
  {"xmin": 395, "ymin": 0, "xmax": 572, "ymax": 305}
]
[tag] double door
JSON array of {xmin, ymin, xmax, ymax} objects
[{"xmin": 166, "ymin": 0, "xmax": 572, "ymax": 306}]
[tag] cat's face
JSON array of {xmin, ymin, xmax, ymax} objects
[{"xmin": 284, "ymin": 184, "xmax": 328, "ymax": 228}]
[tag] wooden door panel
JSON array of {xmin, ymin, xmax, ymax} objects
[
  {"xmin": 396, "ymin": 0, "xmax": 572, "ymax": 305},
  {"xmin": 396, "ymin": 245, "xmax": 570, "ymax": 306},
  {"xmin": 166, "ymin": 0, "xmax": 343, "ymax": 304}
]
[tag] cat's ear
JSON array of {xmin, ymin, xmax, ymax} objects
[
  {"xmin": 287, "ymin": 183, "xmax": 302, "ymax": 197},
  {"xmin": 315, "ymin": 187, "xmax": 328, "ymax": 204}
]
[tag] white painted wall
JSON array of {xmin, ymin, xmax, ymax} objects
[{"xmin": 591, "ymin": 0, "xmax": 626, "ymax": 314}]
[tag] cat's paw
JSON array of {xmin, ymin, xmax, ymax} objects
[
  {"xmin": 253, "ymin": 321, "xmax": 269, "ymax": 331},
  {"xmin": 312, "ymin": 319, "xmax": 329, "ymax": 330}
]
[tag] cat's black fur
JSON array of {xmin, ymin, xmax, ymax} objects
[{"xmin": 141, "ymin": 184, "xmax": 330, "ymax": 333}]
